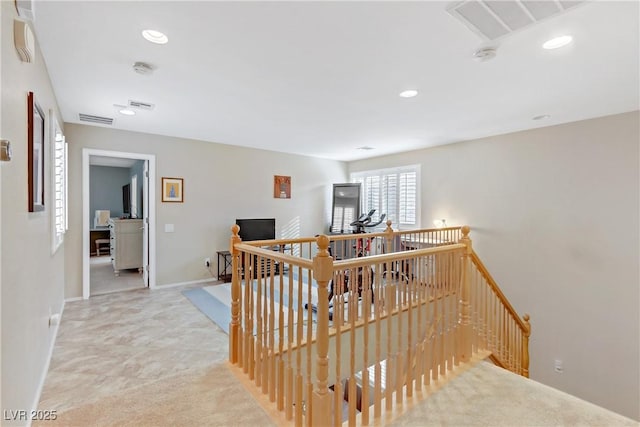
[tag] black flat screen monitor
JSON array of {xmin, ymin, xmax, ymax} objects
[
  {"xmin": 236, "ymin": 218, "xmax": 276, "ymax": 241},
  {"xmin": 122, "ymin": 184, "xmax": 131, "ymax": 215}
]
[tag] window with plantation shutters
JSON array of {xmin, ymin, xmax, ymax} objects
[
  {"xmin": 52, "ymin": 123, "xmax": 67, "ymax": 253},
  {"xmin": 351, "ymin": 165, "xmax": 420, "ymax": 229},
  {"xmin": 331, "ymin": 206, "xmax": 356, "ymax": 233}
]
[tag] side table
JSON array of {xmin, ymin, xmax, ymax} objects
[{"xmin": 217, "ymin": 250, "xmax": 233, "ymax": 282}]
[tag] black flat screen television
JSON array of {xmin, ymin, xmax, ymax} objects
[
  {"xmin": 236, "ymin": 218, "xmax": 276, "ymax": 241},
  {"xmin": 122, "ymin": 184, "xmax": 131, "ymax": 215}
]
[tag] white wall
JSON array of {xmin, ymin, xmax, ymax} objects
[
  {"xmin": 64, "ymin": 124, "xmax": 347, "ymax": 295},
  {"xmin": 1, "ymin": 3, "xmax": 66, "ymax": 424},
  {"xmin": 349, "ymin": 111, "xmax": 640, "ymax": 420}
]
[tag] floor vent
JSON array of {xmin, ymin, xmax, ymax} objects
[
  {"xmin": 447, "ymin": 0, "xmax": 586, "ymax": 41},
  {"xmin": 79, "ymin": 113, "xmax": 114, "ymax": 125},
  {"xmin": 128, "ymin": 100, "xmax": 155, "ymax": 111}
]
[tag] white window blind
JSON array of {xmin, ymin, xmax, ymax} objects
[
  {"xmin": 131, "ymin": 175, "xmax": 138, "ymax": 218},
  {"xmin": 331, "ymin": 206, "xmax": 356, "ymax": 233},
  {"xmin": 52, "ymin": 128, "xmax": 67, "ymax": 252},
  {"xmin": 351, "ymin": 165, "xmax": 420, "ymax": 229}
]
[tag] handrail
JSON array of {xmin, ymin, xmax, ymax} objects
[
  {"xmin": 229, "ymin": 223, "xmax": 531, "ymax": 424},
  {"xmin": 238, "ymin": 225, "xmax": 463, "ymax": 247},
  {"xmin": 333, "ymin": 243, "xmax": 466, "ymax": 270},
  {"xmin": 470, "ymin": 251, "xmax": 528, "ymax": 332},
  {"xmin": 234, "ymin": 242, "xmax": 314, "ymax": 269}
]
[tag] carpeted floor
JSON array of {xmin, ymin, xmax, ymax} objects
[
  {"xmin": 90, "ymin": 255, "xmax": 145, "ymax": 296},
  {"xmin": 36, "ymin": 284, "xmax": 639, "ymax": 427},
  {"xmin": 38, "ymin": 365, "xmax": 275, "ymax": 427}
]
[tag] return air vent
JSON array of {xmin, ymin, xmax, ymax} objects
[
  {"xmin": 447, "ymin": 0, "xmax": 585, "ymax": 41},
  {"xmin": 79, "ymin": 113, "xmax": 113, "ymax": 125},
  {"xmin": 128, "ymin": 100, "xmax": 155, "ymax": 111}
]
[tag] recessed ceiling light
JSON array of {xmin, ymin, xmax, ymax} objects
[
  {"xmin": 543, "ymin": 35, "xmax": 572, "ymax": 50},
  {"xmin": 119, "ymin": 108, "xmax": 136, "ymax": 116},
  {"xmin": 533, "ymin": 114, "xmax": 550, "ymax": 121},
  {"xmin": 142, "ymin": 29, "xmax": 168, "ymax": 45},
  {"xmin": 399, "ymin": 90, "xmax": 418, "ymax": 98}
]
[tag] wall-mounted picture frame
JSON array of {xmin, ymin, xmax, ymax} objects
[
  {"xmin": 162, "ymin": 177, "xmax": 183, "ymax": 202},
  {"xmin": 28, "ymin": 91, "xmax": 45, "ymax": 212},
  {"xmin": 274, "ymin": 175, "xmax": 291, "ymax": 199}
]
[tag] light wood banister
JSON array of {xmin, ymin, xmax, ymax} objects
[
  {"xmin": 470, "ymin": 251, "xmax": 528, "ymax": 333},
  {"xmin": 228, "ymin": 221, "xmax": 530, "ymax": 424},
  {"xmin": 311, "ymin": 235, "xmax": 332, "ymax": 425}
]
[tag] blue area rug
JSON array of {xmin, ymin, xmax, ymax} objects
[
  {"xmin": 182, "ymin": 287, "xmax": 232, "ymax": 334},
  {"xmin": 183, "ymin": 276, "xmax": 317, "ymax": 335}
]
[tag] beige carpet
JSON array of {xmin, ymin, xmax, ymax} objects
[
  {"xmin": 35, "ymin": 285, "xmax": 638, "ymax": 427},
  {"xmin": 90, "ymin": 255, "xmax": 145, "ymax": 296},
  {"xmin": 36, "ymin": 364, "xmax": 273, "ymax": 427}
]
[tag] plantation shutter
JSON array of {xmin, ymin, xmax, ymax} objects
[
  {"xmin": 350, "ymin": 165, "xmax": 420, "ymax": 229},
  {"xmin": 52, "ymin": 133, "xmax": 67, "ymax": 250},
  {"xmin": 398, "ymin": 171, "xmax": 417, "ymax": 225}
]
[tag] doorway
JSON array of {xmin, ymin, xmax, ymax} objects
[{"xmin": 82, "ymin": 149, "xmax": 156, "ymax": 299}]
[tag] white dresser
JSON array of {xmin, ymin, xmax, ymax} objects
[{"xmin": 109, "ymin": 218, "xmax": 143, "ymax": 276}]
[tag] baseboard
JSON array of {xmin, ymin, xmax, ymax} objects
[
  {"xmin": 28, "ymin": 300, "xmax": 65, "ymax": 427},
  {"xmin": 156, "ymin": 278, "xmax": 218, "ymax": 289},
  {"xmin": 64, "ymin": 296, "xmax": 83, "ymax": 303}
]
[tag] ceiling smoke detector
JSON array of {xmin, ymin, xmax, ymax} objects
[
  {"xmin": 473, "ymin": 47, "xmax": 497, "ymax": 62},
  {"xmin": 133, "ymin": 61, "xmax": 154, "ymax": 75}
]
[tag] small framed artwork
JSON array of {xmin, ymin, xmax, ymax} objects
[
  {"xmin": 162, "ymin": 177, "xmax": 184, "ymax": 203},
  {"xmin": 274, "ymin": 175, "xmax": 291, "ymax": 199},
  {"xmin": 28, "ymin": 91, "xmax": 45, "ymax": 212}
]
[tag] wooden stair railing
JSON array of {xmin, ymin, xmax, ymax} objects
[
  {"xmin": 228, "ymin": 223, "xmax": 531, "ymax": 427},
  {"xmin": 469, "ymin": 250, "xmax": 531, "ymax": 377}
]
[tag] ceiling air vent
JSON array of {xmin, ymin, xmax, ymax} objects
[
  {"xmin": 128, "ymin": 100, "xmax": 155, "ymax": 111},
  {"xmin": 447, "ymin": 0, "xmax": 585, "ymax": 41},
  {"xmin": 79, "ymin": 113, "xmax": 114, "ymax": 125}
]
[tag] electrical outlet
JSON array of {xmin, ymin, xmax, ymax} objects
[
  {"xmin": 204, "ymin": 257, "xmax": 211, "ymax": 268},
  {"xmin": 554, "ymin": 359, "xmax": 563, "ymax": 373}
]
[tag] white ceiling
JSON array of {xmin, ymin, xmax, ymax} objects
[{"xmin": 31, "ymin": 1, "xmax": 639, "ymax": 161}]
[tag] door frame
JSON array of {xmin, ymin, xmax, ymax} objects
[{"xmin": 82, "ymin": 148, "xmax": 157, "ymax": 299}]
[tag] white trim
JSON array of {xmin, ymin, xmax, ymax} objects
[
  {"xmin": 28, "ymin": 301, "xmax": 65, "ymax": 427},
  {"xmin": 155, "ymin": 278, "xmax": 218, "ymax": 289},
  {"xmin": 64, "ymin": 296, "xmax": 83, "ymax": 303},
  {"xmin": 82, "ymin": 149, "xmax": 157, "ymax": 299}
]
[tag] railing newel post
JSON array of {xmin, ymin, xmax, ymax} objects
[
  {"xmin": 312, "ymin": 234, "xmax": 333, "ymax": 426},
  {"xmin": 229, "ymin": 224, "xmax": 242, "ymax": 364},
  {"xmin": 522, "ymin": 314, "xmax": 531, "ymax": 378},
  {"xmin": 384, "ymin": 219, "xmax": 393, "ymax": 253},
  {"xmin": 458, "ymin": 225, "xmax": 472, "ymax": 363}
]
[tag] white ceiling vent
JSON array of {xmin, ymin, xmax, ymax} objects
[
  {"xmin": 14, "ymin": 20, "xmax": 35, "ymax": 63},
  {"xmin": 79, "ymin": 113, "xmax": 114, "ymax": 125},
  {"xmin": 447, "ymin": 0, "xmax": 585, "ymax": 41},
  {"xmin": 128, "ymin": 100, "xmax": 155, "ymax": 111}
]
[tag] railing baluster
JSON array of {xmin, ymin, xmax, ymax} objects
[{"xmin": 228, "ymin": 224, "xmax": 530, "ymax": 425}]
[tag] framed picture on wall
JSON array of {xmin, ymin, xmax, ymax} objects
[
  {"xmin": 162, "ymin": 177, "xmax": 183, "ymax": 202},
  {"xmin": 274, "ymin": 175, "xmax": 291, "ymax": 199},
  {"xmin": 28, "ymin": 91, "xmax": 45, "ymax": 212}
]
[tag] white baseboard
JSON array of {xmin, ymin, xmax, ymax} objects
[
  {"xmin": 28, "ymin": 300, "xmax": 65, "ymax": 427},
  {"xmin": 64, "ymin": 296, "xmax": 83, "ymax": 303},
  {"xmin": 156, "ymin": 278, "xmax": 218, "ymax": 289}
]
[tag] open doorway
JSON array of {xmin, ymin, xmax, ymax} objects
[{"xmin": 82, "ymin": 149, "xmax": 156, "ymax": 299}]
